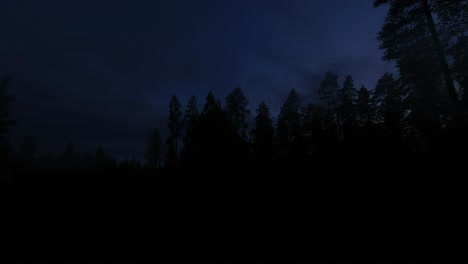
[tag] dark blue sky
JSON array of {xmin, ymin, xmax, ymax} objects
[{"xmin": 0, "ymin": 0, "xmax": 394, "ymax": 158}]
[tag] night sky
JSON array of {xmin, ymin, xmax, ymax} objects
[{"xmin": 0, "ymin": 0, "xmax": 394, "ymax": 159}]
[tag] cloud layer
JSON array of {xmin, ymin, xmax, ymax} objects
[{"xmin": 0, "ymin": 0, "xmax": 394, "ymax": 157}]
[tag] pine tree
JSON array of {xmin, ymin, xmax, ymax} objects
[
  {"xmin": 201, "ymin": 91, "xmax": 221, "ymax": 116},
  {"xmin": 302, "ymin": 103, "xmax": 326, "ymax": 156},
  {"xmin": 58, "ymin": 141, "xmax": 81, "ymax": 171},
  {"xmin": 182, "ymin": 95, "xmax": 199, "ymax": 146},
  {"xmin": 373, "ymin": 73, "xmax": 404, "ymax": 142},
  {"xmin": 167, "ymin": 95, "xmax": 182, "ymax": 167},
  {"xmin": 180, "ymin": 95, "xmax": 200, "ymax": 168},
  {"xmin": 338, "ymin": 75, "xmax": 358, "ymax": 141},
  {"xmin": 198, "ymin": 91, "xmax": 230, "ymax": 166},
  {"xmin": 225, "ymin": 87, "xmax": 250, "ymax": 139},
  {"xmin": 356, "ymin": 85, "xmax": 374, "ymax": 128},
  {"xmin": 318, "ymin": 72, "xmax": 342, "ymax": 141},
  {"xmin": 450, "ymin": 36, "xmax": 468, "ymax": 111},
  {"xmin": 374, "ymin": 0, "xmax": 466, "ymax": 116},
  {"xmin": 276, "ymin": 89, "xmax": 303, "ymax": 158},
  {"xmin": 251, "ymin": 101, "xmax": 274, "ymax": 162}
]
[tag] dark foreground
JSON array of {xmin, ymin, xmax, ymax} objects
[{"xmin": 5, "ymin": 154, "xmax": 466, "ymax": 259}]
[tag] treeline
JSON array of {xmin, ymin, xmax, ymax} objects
[
  {"xmin": 2, "ymin": 68, "xmax": 468, "ymax": 184},
  {"xmin": 2, "ymin": 1, "xmax": 468, "ymax": 256},
  {"xmin": 1, "ymin": 0, "xmax": 467, "ymax": 185},
  {"xmin": 6, "ymin": 68, "xmax": 465, "ymax": 182},
  {"xmin": 149, "ymin": 69, "xmax": 466, "ymax": 179}
]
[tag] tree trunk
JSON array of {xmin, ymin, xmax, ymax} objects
[{"xmin": 421, "ymin": 0, "xmax": 460, "ymax": 114}]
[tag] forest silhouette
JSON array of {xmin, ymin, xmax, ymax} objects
[{"xmin": 3, "ymin": 0, "xmax": 468, "ymax": 258}]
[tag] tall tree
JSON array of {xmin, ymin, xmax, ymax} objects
[
  {"xmin": 302, "ymin": 104, "xmax": 339, "ymax": 157},
  {"xmin": 450, "ymin": 36, "xmax": 468, "ymax": 111},
  {"xmin": 338, "ymin": 75, "xmax": 358, "ymax": 141},
  {"xmin": 373, "ymin": 73, "xmax": 404, "ymax": 142},
  {"xmin": 180, "ymin": 95, "xmax": 200, "ymax": 168},
  {"xmin": 94, "ymin": 145, "xmax": 115, "ymax": 171},
  {"xmin": 201, "ymin": 91, "xmax": 221, "ymax": 115},
  {"xmin": 57, "ymin": 141, "xmax": 81, "ymax": 171},
  {"xmin": 402, "ymin": 54, "xmax": 449, "ymax": 144},
  {"xmin": 145, "ymin": 129, "xmax": 162, "ymax": 170},
  {"xmin": 302, "ymin": 103, "xmax": 326, "ymax": 156},
  {"xmin": 167, "ymin": 95, "xmax": 182, "ymax": 166},
  {"xmin": 224, "ymin": 87, "xmax": 250, "ymax": 139},
  {"xmin": 61, "ymin": 141, "xmax": 80, "ymax": 160},
  {"xmin": 182, "ymin": 95, "xmax": 199, "ymax": 146},
  {"xmin": 198, "ymin": 91, "xmax": 233, "ymax": 169},
  {"xmin": 356, "ymin": 85, "xmax": 374, "ymax": 128},
  {"xmin": 374, "ymin": 0, "xmax": 467, "ymax": 116},
  {"xmin": 318, "ymin": 72, "xmax": 342, "ymax": 141},
  {"xmin": 200, "ymin": 91, "xmax": 225, "ymax": 133},
  {"xmin": 276, "ymin": 89, "xmax": 303, "ymax": 158},
  {"xmin": 251, "ymin": 101, "xmax": 274, "ymax": 162}
]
